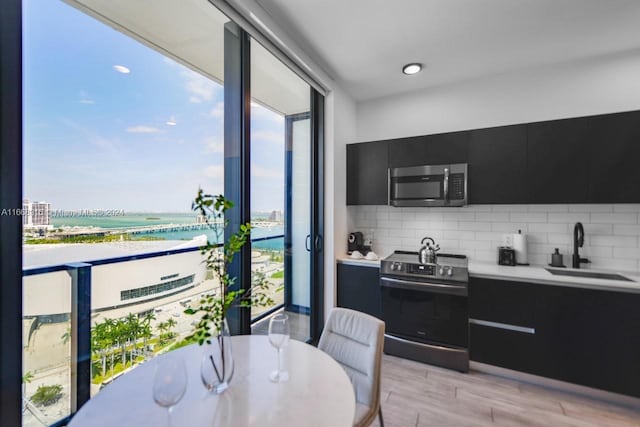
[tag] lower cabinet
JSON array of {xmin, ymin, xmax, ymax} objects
[
  {"xmin": 470, "ymin": 277, "xmax": 640, "ymax": 397},
  {"xmin": 336, "ymin": 263, "xmax": 382, "ymax": 319}
]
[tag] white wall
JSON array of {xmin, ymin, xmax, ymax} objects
[
  {"xmin": 325, "ymin": 85, "xmax": 357, "ymax": 317},
  {"xmin": 356, "ymin": 48, "xmax": 640, "ymax": 142}
]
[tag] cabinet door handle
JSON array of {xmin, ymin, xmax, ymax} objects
[
  {"xmin": 305, "ymin": 234, "xmax": 311, "ymax": 252},
  {"xmin": 469, "ymin": 318, "xmax": 535, "ymax": 334}
]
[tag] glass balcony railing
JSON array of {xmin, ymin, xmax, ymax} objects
[{"xmin": 22, "ymin": 235, "xmax": 284, "ymax": 427}]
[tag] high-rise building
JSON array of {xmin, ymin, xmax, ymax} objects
[
  {"xmin": 268, "ymin": 210, "xmax": 283, "ymax": 222},
  {"xmin": 23, "ymin": 199, "xmax": 51, "ymax": 229}
]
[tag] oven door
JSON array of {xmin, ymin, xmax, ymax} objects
[{"xmin": 380, "ymin": 276, "xmax": 468, "ymax": 348}]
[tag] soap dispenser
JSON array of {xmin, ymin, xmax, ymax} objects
[{"xmin": 550, "ymin": 248, "xmax": 565, "ymax": 268}]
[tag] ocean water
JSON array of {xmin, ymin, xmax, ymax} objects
[{"xmin": 51, "ymin": 213, "xmax": 284, "ymax": 250}]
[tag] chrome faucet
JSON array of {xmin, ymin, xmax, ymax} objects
[{"xmin": 572, "ymin": 222, "xmax": 590, "ymax": 268}]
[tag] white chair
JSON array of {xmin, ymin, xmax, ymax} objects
[{"xmin": 318, "ymin": 308, "xmax": 385, "ymax": 427}]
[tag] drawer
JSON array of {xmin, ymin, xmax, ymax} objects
[{"xmin": 469, "ymin": 277, "xmax": 536, "ymax": 327}]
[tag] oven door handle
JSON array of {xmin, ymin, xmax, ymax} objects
[{"xmin": 381, "ymin": 276, "xmax": 467, "ymax": 296}]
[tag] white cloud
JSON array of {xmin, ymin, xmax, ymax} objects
[
  {"xmin": 126, "ymin": 125, "xmax": 162, "ymax": 134},
  {"xmin": 60, "ymin": 118, "xmax": 118, "ymax": 151},
  {"xmin": 252, "ymin": 166, "xmax": 283, "ymax": 180},
  {"xmin": 113, "ymin": 65, "xmax": 131, "ymax": 74},
  {"xmin": 203, "ymin": 165, "xmax": 224, "ymax": 179},
  {"xmin": 210, "ymin": 102, "xmax": 224, "ymax": 120},
  {"xmin": 204, "ymin": 136, "xmax": 224, "ymax": 153},
  {"xmin": 79, "ymin": 91, "xmax": 95, "ymax": 105},
  {"xmin": 180, "ymin": 68, "xmax": 217, "ymax": 103},
  {"xmin": 252, "ymin": 130, "xmax": 284, "ymax": 145}
]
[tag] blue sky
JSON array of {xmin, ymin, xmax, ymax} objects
[{"xmin": 23, "ymin": 0, "xmax": 286, "ymax": 213}]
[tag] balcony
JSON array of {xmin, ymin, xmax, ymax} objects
[{"xmin": 21, "ymin": 234, "xmax": 306, "ymax": 427}]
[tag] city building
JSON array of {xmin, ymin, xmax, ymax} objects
[
  {"xmin": 22, "ymin": 199, "xmax": 52, "ymax": 230},
  {"xmin": 268, "ymin": 210, "xmax": 283, "ymax": 222}
]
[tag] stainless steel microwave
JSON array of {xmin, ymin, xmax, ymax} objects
[{"xmin": 389, "ymin": 163, "xmax": 468, "ymax": 207}]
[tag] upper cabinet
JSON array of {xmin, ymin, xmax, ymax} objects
[
  {"xmin": 468, "ymin": 125, "xmax": 527, "ymax": 204},
  {"xmin": 346, "ymin": 140, "xmax": 389, "ymax": 205},
  {"xmin": 587, "ymin": 110, "xmax": 640, "ymax": 203},
  {"xmin": 347, "ymin": 109, "xmax": 640, "ymax": 205},
  {"xmin": 526, "ymin": 117, "xmax": 590, "ymax": 203},
  {"xmin": 388, "ymin": 131, "xmax": 468, "ymax": 168}
]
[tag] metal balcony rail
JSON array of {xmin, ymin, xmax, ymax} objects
[{"xmin": 23, "ymin": 234, "xmax": 284, "ymax": 427}]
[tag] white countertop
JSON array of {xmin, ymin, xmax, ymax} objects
[
  {"xmin": 336, "ymin": 255, "xmax": 640, "ymax": 294},
  {"xmin": 336, "ymin": 255, "xmax": 382, "ymax": 267},
  {"xmin": 468, "ymin": 261, "xmax": 640, "ymax": 294}
]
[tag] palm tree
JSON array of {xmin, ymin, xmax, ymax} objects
[
  {"xmin": 102, "ymin": 318, "xmax": 118, "ymax": 378},
  {"xmin": 166, "ymin": 318, "xmax": 178, "ymax": 340},
  {"xmin": 115, "ymin": 319, "xmax": 128, "ymax": 366},
  {"xmin": 22, "ymin": 371, "xmax": 34, "ymax": 413},
  {"xmin": 157, "ymin": 321, "xmax": 168, "ymax": 344},
  {"xmin": 60, "ymin": 327, "xmax": 71, "ymax": 345},
  {"xmin": 126, "ymin": 313, "xmax": 141, "ymax": 362},
  {"xmin": 141, "ymin": 312, "xmax": 155, "ymax": 356}
]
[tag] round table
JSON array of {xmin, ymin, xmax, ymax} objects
[{"xmin": 69, "ymin": 335, "xmax": 356, "ymax": 427}]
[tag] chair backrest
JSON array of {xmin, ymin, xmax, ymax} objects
[{"xmin": 318, "ymin": 308, "xmax": 385, "ymax": 409}]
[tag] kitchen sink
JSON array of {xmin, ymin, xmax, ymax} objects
[{"xmin": 545, "ymin": 268, "xmax": 634, "ymax": 282}]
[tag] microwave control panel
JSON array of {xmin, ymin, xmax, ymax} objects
[{"xmin": 450, "ymin": 174, "xmax": 465, "ymax": 200}]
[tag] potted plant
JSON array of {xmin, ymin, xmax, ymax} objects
[{"xmin": 184, "ymin": 189, "xmax": 273, "ymax": 393}]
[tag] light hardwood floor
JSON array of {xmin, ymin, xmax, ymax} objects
[{"xmin": 371, "ymin": 355, "xmax": 640, "ymax": 427}]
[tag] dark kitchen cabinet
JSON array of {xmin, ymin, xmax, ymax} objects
[
  {"xmin": 346, "ymin": 141, "xmax": 388, "ymax": 205},
  {"xmin": 347, "ymin": 109, "xmax": 640, "ymax": 205},
  {"xmin": 337, "ymin": 263, "xmax": 382, "ymax": 319},
  {"xmin": 587, "ymin": 110, "xmax": 640, "ymax": 203},
  {"xmin": 535, "ymin": 285, "xmax": 640, "ymax": 397},
  {"xmin": 388, "ymin": 131, "xmax": 469, "ymax": 168},
  {"xmin": 469, "ymin": 278, "xmax": 538, "ymax": 374},
  {"xmin": 468, "ymin": 125, "xmax": 527, "ymax": 204},
  {"xmin": 526, "ymin": 117, "xmax": 590, "ymax": 203},
  {"xmin": 469, "ymin": 277, "xmax": 640, "ymax": 397}
]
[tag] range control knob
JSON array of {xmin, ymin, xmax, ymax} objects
[
  {"xmin": 391, "ymin": 262, "xmax": 401, "ymax": 271},
  {"xmin": 447, "ymin": 267, "xmax": 453, "ymax": 277},
  {"xmin": 438, "ymin": 267, "xmax": 444, "ymax": 275}
]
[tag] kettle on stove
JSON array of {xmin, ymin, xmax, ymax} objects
[{"xmin": 419, "ymin": 237, "xmax": 440, "ymax": 264}]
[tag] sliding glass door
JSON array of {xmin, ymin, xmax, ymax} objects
[{"xmin": 249, "ymin": 40, "xmax": 317, "ymax": 342}]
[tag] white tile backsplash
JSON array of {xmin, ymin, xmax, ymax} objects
[{"xmin": 349, "ymin": 204, "xmax": 640, "ymax": 273}]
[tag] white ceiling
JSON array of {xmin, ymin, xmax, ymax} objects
[
  {"xmin": 66, "ymin": 0, "xmax": 310, "ymax": 115},
  {"xmin": 255, "ymin": 0, "xmax": 640, "ymax": 101}
]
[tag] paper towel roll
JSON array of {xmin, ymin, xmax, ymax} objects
[{"xmin": 512, "ymin": 231, "xmax": 528, "ymax": 265}]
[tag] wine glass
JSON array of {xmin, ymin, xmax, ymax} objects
[
  {"xmin": 268, "ymin": 313, "xmax": 290, "ymax": 383},
  {"xmin": 152, "ymin": 356, "xmax": 188, "ymax": 426}
]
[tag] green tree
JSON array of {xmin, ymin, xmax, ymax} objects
[
  {"xmin": 157, "ymin": 321, "xmax": 169, "ymax": 344},
  {"xmin": 31, "ymin": 384, "xmax": 63, "ymax": 407},
  {"xmin": 166, "ymin": 318, "xmax": 178, "ymax": 339}
]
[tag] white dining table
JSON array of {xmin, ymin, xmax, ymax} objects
[{"xmin": 68, "ymin": 335, "xmax": 356, "ymax": 427}]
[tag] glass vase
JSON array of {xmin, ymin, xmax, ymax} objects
[{"xmin": 200, "ymin": 318, "xmax": 234, "ymax": 394}]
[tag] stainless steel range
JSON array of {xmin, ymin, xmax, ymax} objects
[{"xmin": 380, "ymin": 250, "xmax": 469, "ymax": 372}]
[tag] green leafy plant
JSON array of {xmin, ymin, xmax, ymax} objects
[
  {"xmin": 30, "ymin": 384, "xmax": 63, "ymax": 407},
  {"xmin": 185, "ymin": 190, "xmax": 273, "ymax": 345}
]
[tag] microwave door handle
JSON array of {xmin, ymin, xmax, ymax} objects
[{"xmin": 443, "ymin": 167, "xmax": 450, "ymax": 203}]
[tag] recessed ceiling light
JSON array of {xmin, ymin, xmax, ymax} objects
[
  {"xmin": 113, "ymin": 65, "xmax": 131, "ymax": 74},
  {"xmin": 402, "ymin": 63, "xmax": 422, "ymax": 75}
]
